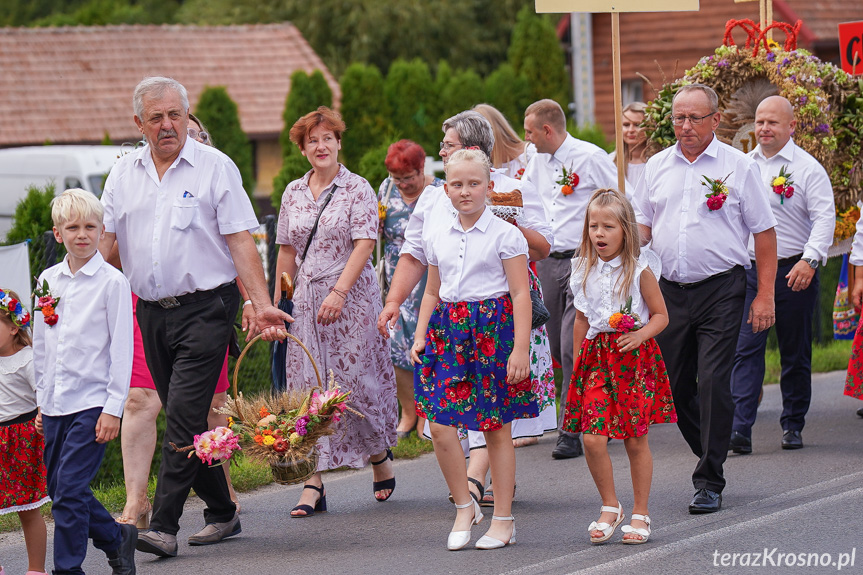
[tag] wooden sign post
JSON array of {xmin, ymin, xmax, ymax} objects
[
  {"xmin": 536, "ymin": 1, "xmax": 700, "ymax": 194},
  {"xmin": 735, "ymin": 0, "xmax": 774, "ymax": 41}
]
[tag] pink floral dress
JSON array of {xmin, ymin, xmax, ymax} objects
[{"xmin": 276, "ymin": 165, "xmax": 398, "ymax": 470}]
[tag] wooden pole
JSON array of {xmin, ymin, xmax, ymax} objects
[
  {"xmin": 611, "ymin": 12, "xmax": 626, "ymax": 194},
  {"xmin": 766, "ymin": 0, "xmax": 773, "ymax": 41}
]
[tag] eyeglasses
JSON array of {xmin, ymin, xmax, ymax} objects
[
  {"xmin": 439, "ymin": 141, "xmax": 462, "ymax": 152},
  {"xmin": 391, "ymin": 172, "xmax": 420, "ymax": 185},
  {"xmin": 188, "ymin": 128, "xmax": 209, "ymax": 143},
  {"xmin": 670, "ymin": 112, "xmax": 716, "ymax": 126}
]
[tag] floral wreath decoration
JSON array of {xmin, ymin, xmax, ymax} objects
[
  {"xmin": 642, "ymin": 19, "xmax": 863, "ymax": 247},
  {"xmin": 0, "ymin": 289, "xmax": 31, "ymax": 328}
]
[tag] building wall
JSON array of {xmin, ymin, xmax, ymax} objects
[
  {"xmin": 255, "ymin": 138, "xmax": 284, "ymax": 209},
  {"xmin": 591, "ymin": 1, "xmax": 764, "ymax": 141}
]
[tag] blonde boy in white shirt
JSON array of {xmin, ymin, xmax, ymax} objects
[{"xmin": 33, "ymin": 188, "xmax": 136, "ymax": 575}]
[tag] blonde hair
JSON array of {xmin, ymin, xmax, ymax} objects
[
  {"xmin": 0, "ymin": 289, "xmax": 32, "ymax": 350},
  {"xmin": 445, "ymin": 148, "xmax": 492, "ymax": 178},
  {"xmin": 575, "ymin": 189, "xmax": 641, "ymax": 300},
  {"xmin": 473, "ymin": 104, "xmax": 524, "ymax": 168},
  {"xmin": 525, "ymin": 99, "xmax": 566, "ymax": 134},
  {"xmin": 51, "ymin": 188, "xmax": 104, "ymax": 227},
  {"xmin": 621, "ymin": 101, "xmax": 647, "ymax": 165}
]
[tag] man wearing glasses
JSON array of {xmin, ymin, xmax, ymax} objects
[{"xmin": 633, "ymin": 84, "xmax": 777, "ymax": 514}]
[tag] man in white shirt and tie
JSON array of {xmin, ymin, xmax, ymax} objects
[
  {"xmin": 522, "ymin": 99, "xmax": 618, "ymax": 460},
  {"xmin": 729, "ymin": 95, "xmax": 835, "ymax": 454},
  {"xmin": 633, "ymin": 84, "xmax": 777, "ymax": 514}
]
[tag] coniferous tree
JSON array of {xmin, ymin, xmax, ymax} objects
[
  {"xmin": 508, "ymin": 5, "xmax": 570, "ymax": 110},
  {"xmin": 339, "ymin": 63, "xmax": 389, "ymax": 170},
  {"xmin": 384, "ymin": 59, "xmax": 437, "ymax": 155},
  {"xmin": 194, "ymin": 86, "xmax": 256, "ymax": 204},
  {"xmin": 438, "ymin": 69, "xmax": 484, "ymax": 127},
  {"xmin": 484, "ymin": 63, "xmax": 532, "ymax": 130}
]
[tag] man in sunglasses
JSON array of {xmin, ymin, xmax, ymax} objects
[{"xmin": 632, "ymin": 84, "xmax": 777, "ymax": 514}]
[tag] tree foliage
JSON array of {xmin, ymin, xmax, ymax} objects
[
  {"xmin": 484, "ymin": 63, "xmax": 533, "ymax": 130},
  {"xmin": 384, "ymin": 59, "xmax": 438, "ymax": 155},
  {"xmin": 280, "ymin": 70, "xmax": 333, "ymax": 156},
  {"xmin": 508, "ymin": 5, "xmax": 569, "ymax": 110},
  {"xmin": 339, "ymin": 63, "xmax": 389, "ymax": 171},
  {"xmin": 438, "ymin": 69, "xmax": 485, "ymax": 129},
  {"xmin": 194, "ymin": 86, "xmax": 256, "ymax": 204},
  {"xmin": 6, "ymin": 184, "xmax": 56, "ymax": 245}
]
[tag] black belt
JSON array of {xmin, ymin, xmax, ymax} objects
[
  {"xmin": 776, "ymin": 253, "xmax": 803, "ymax": 268},
  {"xmin": 549, "ymin": 249, "xmax": 577, "ymax": 260},
  {"xmin": 141, "ymin": 280, "xmax": 236, "ymax": 309},
  {"xmin": 0, "ymin": 408, "xmax": 37, "ymax": 427},
  {"xmin": 661, "ymin": 266, "xmax": 742, "ymax": 289}
]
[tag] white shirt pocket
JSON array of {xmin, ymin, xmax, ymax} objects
[{"xmin": 171, "ymin": 195, "xmax": 201, "ymax": 230}]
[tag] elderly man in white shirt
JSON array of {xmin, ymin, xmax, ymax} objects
[
  {"xmin": 729, "ymin": 96, "xmax": 835, "ymax": 454},
  {"xmin": 522, "ymin": 99, "xmax": 618, "ymax": 460},
  {"xmin": 99, "ymin": 77, "xmax": 290, "ymax": 557},
  {"xmin": 633, "ymin": 84, "xmax": 777, "ymax": 514}
]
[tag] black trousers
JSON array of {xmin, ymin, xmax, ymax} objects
[
  {"xmin": 731, "ymin": 262, "xmax": 818, "ymax": 436},
  {"xmin": 137, "ymin": 283, "xmax": 239, "ymax": 535},
  {"xmin": 657, "ymin": 267, "xmax": 746, "ymax": 493}
]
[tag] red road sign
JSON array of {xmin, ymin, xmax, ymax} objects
[{"xmin": 839, "ymin": 21, "xmax": 863, "ymax": 75}]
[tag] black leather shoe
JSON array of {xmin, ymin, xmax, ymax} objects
[
  {"xmin": 856, "ymin": 406, "xmax": 863, "ymax": 418},
  {"xmin": 688, "ymin": 488, "xmax": 722, "ymax": 514},
  {"xmin": 728, "ymin": 430, "xmax": 752, "ymax": 455},
  {"xmin": 551, "ymin": 434, "xmax": 583, "ymax": 459},
  {"xmin": 781, "ymin": 430, "xmax": 803, "ymax": 450},
  {"xmin": 106, "ymin": 523, "xmax": 137, "ymax": 575}
]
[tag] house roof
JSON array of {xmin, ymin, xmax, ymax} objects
[{"xmin": 0, "ymin": 23, "xmax": 341, "ymax": 147}]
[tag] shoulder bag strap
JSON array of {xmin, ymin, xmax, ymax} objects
[{"xmin": 296, "ymin": 185, "xmax": 338, "ymax": 279}]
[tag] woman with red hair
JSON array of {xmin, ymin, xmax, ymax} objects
[
  {"xmin": 274, "ymin": 107, "xmax": 398, "ymax": 515},
  {"xmin": 379, "ymin": 140, "xmax": 443, "ymax": 439}
]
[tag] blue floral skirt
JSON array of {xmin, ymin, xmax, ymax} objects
[{"xmin": 414, "ymin": 295, "xmax": 538, "ymax": 432}]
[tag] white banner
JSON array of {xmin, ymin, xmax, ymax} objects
[{"xmin": 0, "ymin": 242, "xmax": 32, "ymax": 307}]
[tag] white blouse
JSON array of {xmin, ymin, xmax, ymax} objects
[
  {"xmin": 570, "ymin": 249, "xmax": 662, "ymax": 340},
  {"xmin": 0, "ymin": 346, "xmax": 36, "ymax": 423},
  {"xmin": 427, "ymin": 207, "xmax": 529, "ymax": 303}
]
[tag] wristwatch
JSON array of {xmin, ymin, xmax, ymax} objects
[{"xmin": 802, "ymin": 257, "xmax": 819, "ymax": 270}]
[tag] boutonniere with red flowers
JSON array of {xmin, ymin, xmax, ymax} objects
[
  {"xmin": 556, "ymin": 165, "xmax": 579, "ymax": 196},
  {"xmin": 609, "ymin": 296, "xmax": 641, "ymax": 333},
  {"xmin": 33, "ymin": 279, "xmax": 60, "ymax": 326},
  {"xmin": 702, "ymin": 172, "xmax": 732, "ymax": 211},
  {"xmin": 514, "ymin": 167, "xmax": 525, "ymax": 180},
  {"xmin": 771, "ymin": 165, "xmax": 795, "ymax": 204}
]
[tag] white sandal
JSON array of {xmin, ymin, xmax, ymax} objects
[
  {"xmin": 475, "ymin": 515, "xmax": 516, "ymax": 549},
  {"xmin": 588, "ymin": 502, "xmax": 624, "ymax": 543},
  {"xmin": 447, "ymin": 498, "xmax": 484, "ymax": 551},
  {"xmin": 621, "ymin": 514, "xmax": 651, "ymax": 544}
]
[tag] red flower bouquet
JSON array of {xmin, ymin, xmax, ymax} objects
[
  {"xmin": 557, "ymin": 165, "xmax": 579, "ymax": 196},
  {"xmin": 608, "ymin": 296, "xmax": 642, "ymax": 333},
  {"xmin": 771, "ymin": 165, "xmax": 795, "ymax": 204},
  {"xmin": 702, "ymin": 172, "xmax": 732, "ymax": 211}
]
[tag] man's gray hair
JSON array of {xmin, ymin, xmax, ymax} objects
[
  {"xmin": 442, "ymin": 111, "xmax": 494, "ymax": 161},
  {"xmin": 672, "ymin": 83, "xmax": 719, "ymax": 113},
  {"xmin": 133, "ymin": 77, "xmax": 190, "ymax": 119}
]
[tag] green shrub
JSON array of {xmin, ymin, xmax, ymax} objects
[
  {"xmin": 339, "ymin": 63, "xmax": 390, "ymax": 170},
  {"xmin": 384, "ymin": 59, "xmax": 438, "ymax": 155},
  {"xmin": 508, "ymin": 5, "xmax": 570, "ymax": 110},
  {"xmin": 271, "ymin": 150, "xmax": 311, "ymax": 209},
  {"xmin": 484, "ymin": 63, "xmax": 532, "ymax": 130},
  {"xmin": 438, "ymin": 69, "xmax": 485, "ymax": 128},
  {"xmin": 356, "ymin": 141, "xmax": 391, "ymax": 192},
  {"xmin": 195, "ymin": 86, "xmax": 256, "ymax": 205}
]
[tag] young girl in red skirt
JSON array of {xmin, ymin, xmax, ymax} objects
[
  {"xmin": 411, "ymin": 148, "xmax": 536, "ymax": 551},
  {"xmin": 844, "ymin": 219, "xmax": 863, "ymax": 413},
  {"xmin": 0, "ymin": 289, "xmax": 48, "ymax": 575},
  {"xmin": 563, "ymin": 189, "xmax": 676, "ymax": 545}
]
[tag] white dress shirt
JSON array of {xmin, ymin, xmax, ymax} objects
[
  {"xmin": 400, "ymin": 170, "xmax": 553, "ymax": 266},
  {"xmin": 849, "ymin": 203, "xmax": 863, "ymax": 266},
  {"xmin": 101, "ymin": 138, "xmax": 259, "ymax": 301},
  {"xmin": 747, "ymin": 140, "xmax": 835, "ymax": 263},
  {"xmin": 0, "ymin": 346, "xmax": 35, "ymax": 423},
  {"xmin": 522, "ymin": 134, "xmax": 618, "ymax": 252},
  {"xmin": 633, "ymin": 135, "xmax": 777, "ymax": 283},
  {"xmin": 428, "ymin": 207, "xmax": 528, "ymax": 303},
  {"xmin": 571, "ymin": 250, "xmax": 661, "ymax": 340},
  {"xmin": 33, "ymin": 252, "xmax": 133, "ymax": 418}
]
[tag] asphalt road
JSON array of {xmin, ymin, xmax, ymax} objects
[{"xmin": 2, "ymin": 370, "xmax": 862, "ymax": 575}]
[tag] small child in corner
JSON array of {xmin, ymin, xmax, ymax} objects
[
  {"xmin": 33, "ymin": 188, "xmax": 137, "ymax": 574},
  {"xmin": 563, "ymin": 189, "xmax": 677, "ymax": 545},
  {"xmin": 0, "ymin": 289, "xmax": 48, "ymax": 575}
]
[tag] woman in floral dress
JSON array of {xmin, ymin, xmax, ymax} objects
[
  {"xmin": 378, "ymin": 139, "xmax": 444, "ymax": 438},
  {"xmin": 275, "ymin": 107, "xmax": 398, "ymax": 516}
]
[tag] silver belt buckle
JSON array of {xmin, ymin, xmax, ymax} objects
[{"xmin": 158, "ymin": 297, "xmax": 181, "ymax": 309}]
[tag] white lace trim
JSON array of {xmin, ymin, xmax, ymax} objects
[
  {"xmin": 0, "ymin": 347, "xmax": 32, "ymax": 375},
  {"xmin": 0, "ymin": 496, "xmax": 51, "ymax": 515}
]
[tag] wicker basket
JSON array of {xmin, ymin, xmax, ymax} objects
[{"xmin": 231, "ymin": 329, "xmax": 323, "ymax": 485}]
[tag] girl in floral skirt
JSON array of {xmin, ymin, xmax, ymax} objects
[
  {"xmin": 0, "ymin": 289, "xmax": 48, "ymax": 575},
  {"xmin": 843, "ymin": 214, "xmax": 863, "ymax": 413},
  {"xmin": 563, "ymin": 189, "xmax": 676, "ymax": 545},
  {"xmin": 411, "ymin": 148, "xmax": 536, "ymax": 551}
]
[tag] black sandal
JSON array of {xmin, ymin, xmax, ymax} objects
[
  {"xmin": 290, "ymin": 483, "xmax": 326, "ymax": 518},
  {"xmin": 447, "ymin": 477, "xmax": 485, "ymax": 504},
  {"xmin": 371, "ymin": 449, "xmax": 396, "ymax": 502}
]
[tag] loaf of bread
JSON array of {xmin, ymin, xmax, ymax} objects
[{"xmin": 490, "ymin": 190, "xmax": 523, "ymax": 207}]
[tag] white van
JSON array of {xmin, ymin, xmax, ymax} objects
[{"xmin": 0, "ymin": 145, "xmax": 126, "ymax": 240}]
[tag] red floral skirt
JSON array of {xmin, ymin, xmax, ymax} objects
[
  {"xmin": 562, "ymin": 332, "xmax": 676, "ymax": 439},
  {"xmin": 0, "ymin": 417, "xmax": 50, "ymax": 514},
  {"xmin": 844, "ymin": 320, "xmax": 863, "ymax": 400}
]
